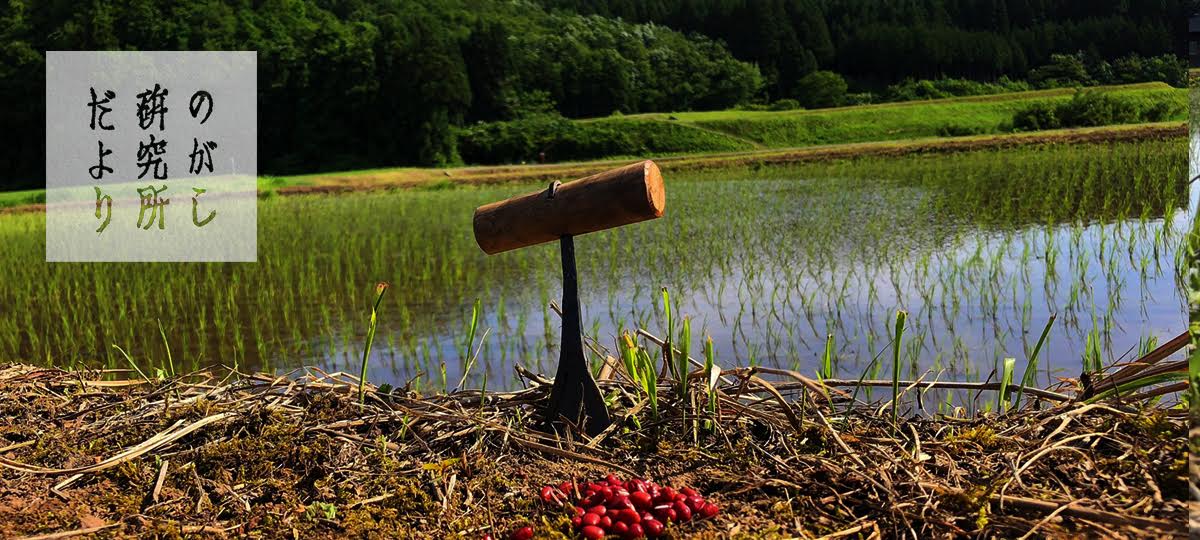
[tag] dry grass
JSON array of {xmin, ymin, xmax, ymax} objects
[{"xmin": 0, "ymin": 339, "xmax": 1186, "ymax": 540}]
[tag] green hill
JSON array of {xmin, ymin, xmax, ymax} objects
[{"xmin": 459, "ymin": 83, "xmax": 1186, "ymax": 164}]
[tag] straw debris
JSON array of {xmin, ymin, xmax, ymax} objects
[{"xmin": 0, "ymin": 360, "xmax": 1185, "ymax": 539}]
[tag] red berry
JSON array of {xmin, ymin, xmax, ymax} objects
[
  {"xmin": 581, "ymin": 525, "xmax": 605, "ymax": 539},
  {"xmin": 624, "ymin": 523, "xmax": 644, "ymax": 539},
  {"xmin": 510, "ymin": 526, "xmax": 534, "ymax": 540},
  {"xmin": 630, "ymin": 491, "xmax": 653, "ymax": 509},
  {"xmin": 699, "ymin": 503, "xmax": 719, "ymax": 519},
  {"xmin": 673, "ymin": 501, "xmax": 692, "ymax": 522},
  {"xmin": 612, "ymin": 521, "xmax": 629, "ymax": 535},
  {"xmin": 582, "ymin": 513, "xmax": 600, "ymax": 527},
  {"xmin": 540, "ymin": 486, "xmax": 555, "ymax": 503},
  {"xmin": 600, "ymin": 516, "xmax": 612, "ymax": 529},
  {"xmin": 588, "ymin": 505, "xmax": 607, "ymax": 516},
  {"xmin": 617, "ymin": 508, "xmax": 641, "ymax": 524},
  {"xmin": 687, "ymin": 496, "xmax": 705, "ymax": 513},
  {"xmin": 574, "ymin": 506, "xmax": 585, "ymax": 517},
  {"xmin": 571, "ymin": 516, "xmax": 583, "ymax": 528},
  {"xmin": 606, "ymin": 474, "xmax": 621, "ymax": 484},
  {"xmin": 659, "ymin": 487, "xmax": 676, "ymax": 502},
  {"xmin": 609, "ymin": 495, "xmax": 631, "ymax": 509},
  {"xmin": 680, "ymin": 487, "xmax": 698, "ymax": 497},
  {"xmin": 643, "ymin": 518, "xmax": 664, "ymax": 537}
]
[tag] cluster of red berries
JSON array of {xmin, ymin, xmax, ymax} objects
[{"xmin": 539, "ymin": 474, "xmax": 719, "ymax": 539}]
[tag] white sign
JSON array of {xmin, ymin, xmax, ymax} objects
[{"xmin": 45, "ymin": 51, "xmax": 257, "ymax": 262}]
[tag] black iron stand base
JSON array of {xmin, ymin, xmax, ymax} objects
[{"xmin": 544, "ymin": 235, "xmax": 611, "ymax": 436}]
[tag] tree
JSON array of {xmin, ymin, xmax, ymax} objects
[
  {"xmin": 794, "ymin": 70, "xmax": 847, "ymax": 109},
  {"xmin": 462, "ymin": 20, "xmax": 512, "ymax": 122},
  {"xmin": 1029, "ymin": 53, "xmax": 1092, "ymax": 88}
]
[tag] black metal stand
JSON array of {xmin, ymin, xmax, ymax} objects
[{"xmin": 545, "ymin": 235, "xmax": 611, "ymax": 436}]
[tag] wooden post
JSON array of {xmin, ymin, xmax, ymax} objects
[
  {"xmin": 472, "ymin": 160, "xmax": 666, "ymax": 435},
  {"xmin": 473, "ymin": 160, "xmax": 665, "ymax": 255}
]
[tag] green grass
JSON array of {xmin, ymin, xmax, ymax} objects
[
  {"xmin": 0, "ymin": 189, "xmax": 45, "ymax": 209},
  {"xmin": 586, "ymin": 83, "xmax": 1184, "ymax": 151}
]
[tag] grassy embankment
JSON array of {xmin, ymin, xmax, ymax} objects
[
  {"xmin": 454, "ymin": 82, "xmax": 1184, "ymax": 163},
  {"xmin": 586, "ymin": 82, "xmax": 1184, "ymax": 148},
  {"xmin": 0, "ymin": 82, "xmax": 1185, "ymax": 211}
]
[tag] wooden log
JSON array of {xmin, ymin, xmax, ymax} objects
[{"xmin": 473, "ymin": 160, "xmax": 665, "ymax": 254}]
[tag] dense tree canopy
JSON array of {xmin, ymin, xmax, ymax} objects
[
  {"xmin": 0, "ymin": 0, "xmax": 760, "ymax": 186},
  {"xmin": 539, "ymin": 0, "xmax": 1187, "ymax": 97},
  {"xmin": 0, "ymin": 0, "xmax": 1187, "ymax": 187}
]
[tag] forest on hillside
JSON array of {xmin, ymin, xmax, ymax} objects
[
  {"xmin": 0, "ymin": 0, "xmax": 1188, "ymax": 187},
  {"xmin": 540, "ymin": 0, "xmax": 1190, "ymax": 95}
]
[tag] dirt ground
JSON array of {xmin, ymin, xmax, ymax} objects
[{"xmin": 0, "ymin": 363, "xmax": 1187, "ymax": 539}]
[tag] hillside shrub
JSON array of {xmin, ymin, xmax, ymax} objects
[
  {"xmin": 886, "ymin": 77, "xmax": 1030, "ymax": 101},
  {"xmin": 1055, "ymin": 90, "xmax": 1138, "ymax": 127},
  {"xmin": 936, "ymin": 123, "xmax": 988, "ymax": 137},
  {"xmin": 1012, "ymin": 102, "xmax": 1060, "ymax": 131},
  {"xmin": 457, "ymin": 113, "xmax": 752, "ymax": 164},
  {"xmin": 768, "ymin": 99, "xmax": 802, "ymax": 111},
  {"xmin": 794, "ymin": 71, "xmax": 847, "ymax": 109},
  {"xmin": 1011, "ymin": 89, "xmax": 1175, "ymax": 131}
]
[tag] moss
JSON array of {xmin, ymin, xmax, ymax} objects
[{"xmin": 944, "ymin": 425, "xmax": 1000, "ymax": 450}]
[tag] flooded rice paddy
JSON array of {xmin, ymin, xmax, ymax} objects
[{"xmin": 0, "ymin": 139, "xmax": 1188, "ymax": 402}]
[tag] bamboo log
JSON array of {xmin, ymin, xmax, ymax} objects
[{"xmin": 473, "ymin": 160, "xmax": 665, "ymax": 254}]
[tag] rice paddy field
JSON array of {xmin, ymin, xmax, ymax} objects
[{"xmin": 0, "ymin": 137, "xmax": 1188, "ymax": 413}]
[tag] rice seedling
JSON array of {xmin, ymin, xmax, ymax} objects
[
  {"xmin": 358, "ymin": 282, "xmax": 389, "ymax": 403},
  {"xmin": 678, "ymin": 317, "xmax": 691, "ymax": 405},
  {"xmin": 638, "ymin": 347, "xmax": 660, "ymax": 420},
  {"xmin": 156, "ymin": 320, "xmax": 175, "ymax": 379},
  {"xmin": 455, "ymin": 299, "xmax": 485, "ymax": 391},
  {"xmin": 1014, "ymin": 314, "xmax": 1056, "ymax": 409},
  {"xmin": 661, "ymin": 287, "xmax": 673, "ymax": 378},
  {"xmin": 703, "ymin": 335, "xmax": 718, "ymax": 428},
  {"xmin": 891, "ymin": 310, "xmax": 907, "ymax": 426},
  {"xmin": 997, "ymin": 357, "xmax": 1016, "ymax": 412},
  {"xmin": 819, "ymin": 333, "xmax": 835, "ymax": 380},
  {"xmin": 111, "ymin": 344, "xmax": 150, "ymax": 383},
  {"xmin": 1084, "ymin": 329, "xmax": 1105, "ymax": 375},
  {"xmin": 0, "ymin": 139, "xmax": 1183, "ymax": 399}
]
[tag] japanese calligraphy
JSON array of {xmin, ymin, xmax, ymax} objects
[
  {"xmin": 81, "ymin": 84, "xmax": 220, "ymax": 230},
  {"xmin": 47, "ymin": 51, "xmax": 256, "ymax": 262}
]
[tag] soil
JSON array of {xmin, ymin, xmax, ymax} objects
[{"xmin": 0, "ymin": 363, "xmax": 1187, "ymax": 539}]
